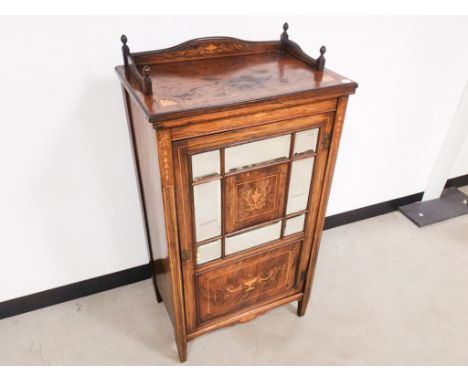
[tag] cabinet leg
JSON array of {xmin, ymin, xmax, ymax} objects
[
  {"xmin": 151, "ymin": 276, "xmax": 163, "ymax": 303},
  {"xmin": 297, "ymin": 297, "xmax": 309, "ymax": 317},
  {"xmin": 176, "ymin": 337, "xmax": 188, "ymax": 363},
  {"xmin": 155, "ymin": 283, "xmax": 163, "ymax": 303}
]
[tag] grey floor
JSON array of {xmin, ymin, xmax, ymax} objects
[{"xmin": 2, "ymin": 186, "xmax": 468, "ymax": 365}]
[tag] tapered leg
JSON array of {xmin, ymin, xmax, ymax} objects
[
  {"xmin": 150, "ymin": 270, "xmax": 163, "ymax": 303},
  {"xmin": 155, "ymin": 282, "xmax": 163, "ymax": 303},
  {"xmin": 297, "ymin": 297, "xmax": 309, "ymax": 317},
  {"xmin": 176, "ymin": 336, "xmax": 188, "ymax": 363}
]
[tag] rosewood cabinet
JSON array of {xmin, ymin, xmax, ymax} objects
[{"xmin": 116, "ymin": 23, "xmax": 357, "ymax": 362}]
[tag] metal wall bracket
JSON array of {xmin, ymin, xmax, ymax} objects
[{"xmin": 399, "ymin": 187, "xmax": 468, "ymax": 227}]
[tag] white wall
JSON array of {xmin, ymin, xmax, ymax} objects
[{"xmin": 1, "ymin": 16, "xmax": 467, "ymax": 302}]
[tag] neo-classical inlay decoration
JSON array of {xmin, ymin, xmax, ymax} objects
[
  {"xmin": 243, "ymin": 186, "xmax": 268, "ymax": 212},
  {"xmin": 158, "ymin": 134, "xmax": 171, "ymax": 182},
  {"xmin": 216, "ymin": 264, "xmax": 286, "ymax": 296},
  {"xmin": 182, "ymin": 42, "xmax": 245, "ymax": 57}
]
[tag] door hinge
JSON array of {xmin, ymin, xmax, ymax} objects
[
  {"xmin": 180, "ymin": 250, "xmax": 191, "ymax": 262},
  {"xmin": 322, "ymin": 133, "xmax": 332, "ymax": 151}
]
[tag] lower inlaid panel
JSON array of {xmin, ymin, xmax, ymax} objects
[{"xmin": 195, "ymin": 241, "xmax": 301, "ymax": 323}]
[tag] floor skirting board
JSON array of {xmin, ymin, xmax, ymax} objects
[
  {"xmin": 325, "ymin": 173, "xmax": 468, "ymax": 229},
  {"xmin": 0, "ymin": 265, "xmax": 151, "ymax": 320},
  {"xmin": 1, "ymin": 173, "xmax": 467, "ymax": 320}
]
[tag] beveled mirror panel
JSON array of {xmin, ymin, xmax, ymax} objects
[
  {"xmin": 196, "ymin": 239, "xmax": 222, "ymax": 265},
  {"xmin": 286, "ymin": 157, "xmax": 314, "ymax": 214},
  {"xmin": 193, "ymin": 180, "xmax": 221, "ymax": 241},
  {"xmin": 225, "ymin": 134, "xmax": 291, "ymax": 172},
  {"xmin": 189, "ymin": 126, "xmax": 320, "ymax": 267},
  {"xmin": 191, "ymin": 150, "xmax": 220, "ymax": 180},
  {"xmin": 284, "ymin": 214, "xmax": 306, "ymax": 236},
  {"xmin": 225, "ymin": 221, "xmax": 282, "ymax": 255},
  {"xmin": 294, "ymin": 128, "xmax": 319, "ymax": 155}
]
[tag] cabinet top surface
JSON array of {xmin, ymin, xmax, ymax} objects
[{"xmin": 116, "ymin": 33, "xmax": 357, "ymax": 122}]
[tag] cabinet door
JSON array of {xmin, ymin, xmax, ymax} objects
[{"xmin": 173, "ymin": 112, "xmax": 334, "ymax": 331}]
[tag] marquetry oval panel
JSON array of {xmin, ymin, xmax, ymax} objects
[
  {"xmin": 224, "ymin": 163, "xmax": 288, "ymax": 234},
  {"xmin": 196, "ymin": 241, "xmax": 301, "ymax": 323}
]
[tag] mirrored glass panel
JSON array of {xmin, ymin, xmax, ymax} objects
[
  {"xmin": 294, "ymin": 128, "xmax": 319, "ymax": 155},
  {"xmin": 286, "ymin": 157, "xmax": 314, "ymax": 214},
  {"xmin": 193, "ymin": 180, "xmax": 221, "ymax": 241},
  {"xmin": 225, "ymin": 221, "xmax": 282, "ymax": 255},
  {"xmin": 284, "ymin": 214, "xmax": 306, "ymax": 236},
  {"xmin": 191, "ymin": 150, "xmax": 220, "ymax": 180},
  {"xmin": 196, "ymin": 239, "xmax": 222, "ymax": 265},
  {"xmin": 225, "ymin": 135, "xmax": 291, "ymax": 172}
]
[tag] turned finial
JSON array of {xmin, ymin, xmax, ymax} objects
[
  {"xmin": 142, "ymin": 65, "xmax": 153, "ymax": 95},
  {"xmin": 316, "ymin": 45, "xmax": 326, "ymax": 71},
  {"xmin": 121, "ymin": 34, "xmax": 130, "ymax": 66},
  {"xmin": 281, "ymin": 22, "xmax": 289, "ymax": 41},
  {"xmin": 142, "ymin": 65, "xmax": 151, "ymax": 77}
]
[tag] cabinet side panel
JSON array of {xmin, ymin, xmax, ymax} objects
[
  {"xmin": 298, "ymin": 96, "xmax": 349, "ymax": 316},
  {"xmin": 125, "ymin": 92, "xmax": 174, "ymax": 321}
]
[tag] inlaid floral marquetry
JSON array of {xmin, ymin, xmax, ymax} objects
[
  {"xmin": 158, "ymin": 133, "xmax": 171, "ymax": 183},
  {"xmin": 196, "ymin": 242, "xmax": 300, "ymax": 321},
  {"xmin": 216, "ymin": 264, "xmax": 286, "ymax": 295},
  {"xmin": 243, "ymin": 184, "xmax": 268, "ymax": 212},
  {"xmin": 163, "ymin": 42, "xmax": 245, "ymax": 60},
  {"xmin": 225, "ymin": 163, "xmax": 288, "ymax": 233}
]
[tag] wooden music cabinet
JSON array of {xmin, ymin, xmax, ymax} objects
[{"xmin": 116, "ymin": 23, "xmax": 357, "ymax": 362}]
